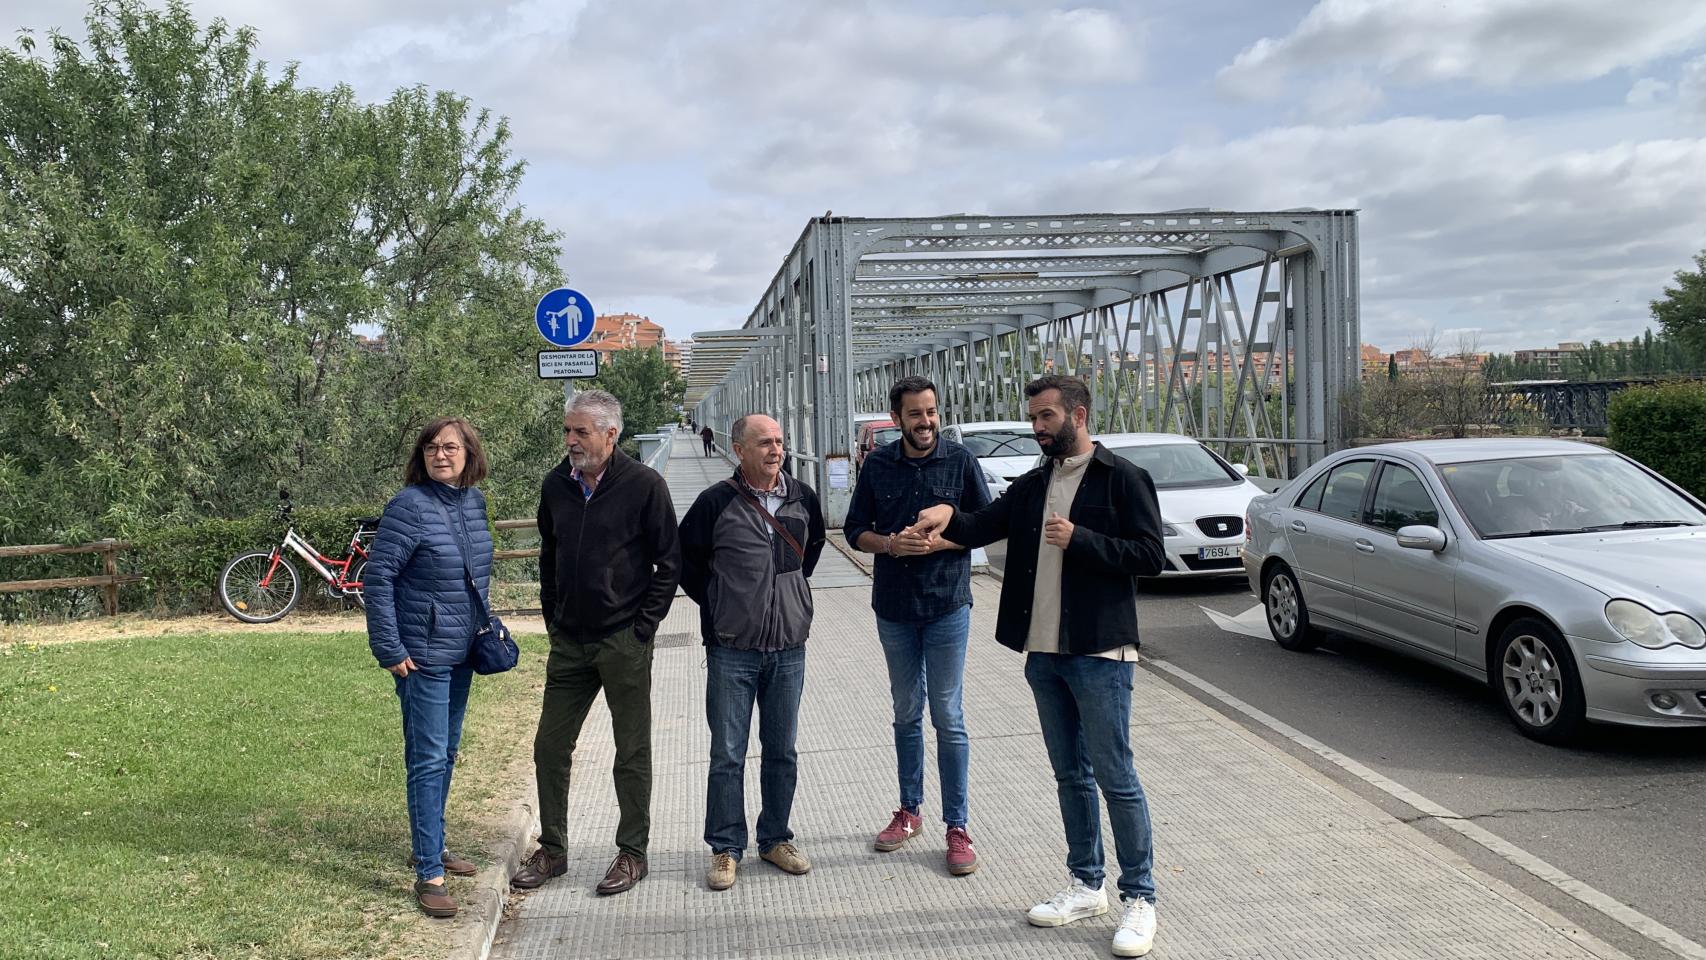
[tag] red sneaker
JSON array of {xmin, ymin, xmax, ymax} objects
[
  {"xmin": 946, "ymin": 826, "xmax": 980, "ymax": 876},
  {"xmin": 873, "ymin": 809, "xmax": 923, "ymax": 851}
]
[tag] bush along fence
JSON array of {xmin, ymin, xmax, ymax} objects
[
  {"xmin": 1608, "ymin": 380, "xmax": 1706, "ymax": 500},
  {"xmin": 0, "ymin": 506, "xmax": 550, "ymax": 623}
]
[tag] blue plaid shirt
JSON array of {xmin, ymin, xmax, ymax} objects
[{"xmin": 844, "ymin": 436, "xmax": 991, "ymax": 623}]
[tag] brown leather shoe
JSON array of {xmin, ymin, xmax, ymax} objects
[
  {"xmin": 414, "ymin": 879, "xmax": 457, "ymax": 918},
  {"xmin": 595, "ymin": 851, "xmax": 648, "ymax": 895},
  {"xmin": 510, "ymin": 849, "xmax": 567, "ymax": 890},
  {"xmin": 410, "ymin": 850, "xmax": 478, "ymax": 877}
]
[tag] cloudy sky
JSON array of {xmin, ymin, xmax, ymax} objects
[{"xmin": 8, "ymin": 0, "xmax": 1706, "ymax": 351}]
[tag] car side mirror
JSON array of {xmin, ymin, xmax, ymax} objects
[
  {"xmin": 1396, "ymin": 525, "xmax": 1447, "ymax": 552},
  {"xmin": 1232, "ymin": 463, "xmax": 1250, "ymax": 476}
]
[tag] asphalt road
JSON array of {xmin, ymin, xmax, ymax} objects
[{"xmin": 983, "ymin": 542, "xmax": 1706, "ymax": 954}]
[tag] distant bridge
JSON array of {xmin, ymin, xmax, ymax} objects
[{"xmin": 1487, "ymin": 378, "xmax": 1688, "ymax": 435}]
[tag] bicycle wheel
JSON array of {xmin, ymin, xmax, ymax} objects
[
  {"xmin": 342, "ymin": 557, "xmax": 368, "ymax": 609},
  {"xmin": 218, "ymin": 551, "xmax": 301, "ymax": 623}
]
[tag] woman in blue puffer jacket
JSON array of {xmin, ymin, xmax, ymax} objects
[{"xmin": 364, "ymin": 416, "xmax": 496, "ymax": 919}]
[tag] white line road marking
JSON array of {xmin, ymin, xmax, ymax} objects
[
  {"xmin": 1148, "ymin": 657, "xmax": 1706, "ymax": 960},
  {"xmin": 1198, "ymin": 602, "xmax": 1271, "ymax": 639}
]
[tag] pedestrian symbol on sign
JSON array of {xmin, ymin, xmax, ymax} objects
[{"xmin": 535, "ymin": 287, "xmax": 596, "ymax": 347}]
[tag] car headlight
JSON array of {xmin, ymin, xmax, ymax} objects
[
  {"xmin": 1162, "ymin": 523, "xmax": 1180, "ymax": 538},
  {"xmin": 982, "ymin": 469, "xmax": 1000, "ymax": 485},
  {"xmin": 1605, "ymin": 600, "xmax": 1706, "ymax": 650}
]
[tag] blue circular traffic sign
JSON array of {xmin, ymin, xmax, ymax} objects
[{"xmin": 535, "ymin": 287, "xmax": 595, "ymax": 347}]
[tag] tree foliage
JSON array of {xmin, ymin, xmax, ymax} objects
[
  {"xmin": 1481, "ymin": 327, "xmax": 1706, "ymax": 383},
  {"xmin": 583, "ymin": 346, "xmax": 686, "ymax": 440},
  {"xmin": 0, "ymin": 1, "xmax": 565, "ymax": 552},
  {"xmin": 1652, "ymin": 250, "xmax": 1706, "ymax": 359}
]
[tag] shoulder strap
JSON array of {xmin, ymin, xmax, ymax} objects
[
  {"xmin": 425, "ymin": 492, "xmax": 492, "ymax": 629},
  {"xmin": 721, "ymin": 478, "xmax": 805, "ymax": 561}
]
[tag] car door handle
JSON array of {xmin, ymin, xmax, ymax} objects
[
  {"xmin": 1355, "ymin": 538, "xmax": 1375, "ymax": 554},
  {"xmin": 1290, "ymin": 520, "xmax": 1307, "ymax": 533}
]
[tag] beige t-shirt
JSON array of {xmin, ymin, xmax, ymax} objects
[{"xmin": 1024, "ymin": 450, "xmax": 1139, "ymax": 661}]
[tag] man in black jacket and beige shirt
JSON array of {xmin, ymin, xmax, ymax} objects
[
  {"xmin": 908, "ymin": 375, "xmax": 1166, "ymax": 958},
  {"xmin": 512, "ymin": 389, "xmax": 681, "ymax": 897}
]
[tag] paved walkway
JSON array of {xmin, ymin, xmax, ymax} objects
[{"xmin": 493, "ymin": 445, "xmax": 1625, "ymax": 960}]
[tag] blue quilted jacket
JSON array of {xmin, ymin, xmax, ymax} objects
[{"xmin": 364, "ymin": 481, "xmax": 494, "ymax": 669}]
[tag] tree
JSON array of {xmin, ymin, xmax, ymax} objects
[
  {"xmin": 582, "ymin": 346, "xmax": 686, "ymax": 440},
  {"xmin": 1653, "ymin": 250, "xmax": 1706, "ymax": 357},
  {"xmin": 1425, "ymin": 334, "xmax": 1494, "ymax": 438},
  {"xmin": 0, "ymin": 1, "xmax": 564, "ymax": 545}
]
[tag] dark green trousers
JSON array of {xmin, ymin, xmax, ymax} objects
[{"xmin": 534, "ymin": 623, "xmax": 654, "ymax": 858}]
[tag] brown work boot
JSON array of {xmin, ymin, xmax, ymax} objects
[
  {"xmin": 707, "ymin": 851, "xmax": 737, "ymax": 891},
  {"xmin": 410, "ymin": 850, "xmax": 478, "ymax": 877},
  {"xmin": 510, "ymin": 848, "xmax": 567, "ymax": 890},
  {"xmin": 595, "ymin": 851, "xmax": 648, "ymax": 895},
  {"xmin": 760, "ymin": 842, "xmax": 811, "ymax": 875},
  {"xmin": 414, "ymin": 878, "xmax": 457, "ymax": 918}
]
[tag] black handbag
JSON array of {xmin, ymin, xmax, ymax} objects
[
  {"xmin": 469, "ymin": 613, "xmax": 519, "ymax": 675},
  {"xmin": 428, "ymin": 495, "xmax": 518, "ymax": 675}
]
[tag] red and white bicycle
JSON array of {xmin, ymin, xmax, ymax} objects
[{"xmin": 217, "ymin": 490, "xmax": 377, "ymax": 623}]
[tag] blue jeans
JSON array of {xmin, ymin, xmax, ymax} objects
[
  {"xmin": 704, "ymin": 645, "xmax": 806, "ymax": 859},
  {"xmin": 875, "ymin": 605, "xmax": 971, "ymax": 826},
  {"xmin": 394, "ymin": 661, "xmax": 474, "ymax": 881},
  {"xmin": 1024, "ymin": 652, "xmax": 1156, "ymax": 903}
]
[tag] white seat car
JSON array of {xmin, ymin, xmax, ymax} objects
[
  {"xmin": 1095, "ymin": 433, "xmax": 1268, "ymax": 578},
  {"xmin": 941, "ymin": 421, "xmax": 1044, "ymax": 499}
]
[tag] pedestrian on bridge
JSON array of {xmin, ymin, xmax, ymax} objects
[
  {"xmin": 701, "ymin": 424, "xmax": 715, "ymax": 457},
  {"xmin": 908, "ymin": 375, "xmax": 1167, "ymax": 958},
  {"xmin": 843, "ymin": 375, "xmax": 989, "ymax": 876},
  {"xmin": 512, "ymin": 389, "xmax": 681, "ymax": 897},
  {"xmin": 678, "ymin": 413, "xmax": 826, "ymax": 892}
]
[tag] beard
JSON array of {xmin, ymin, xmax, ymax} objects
[
  {"xmin": 902, "ymin": 424, "xmax": 937, "ymax": 454},
  {"xmin": 1037, "ymin": 420, "xmax": 1079, "ymax": 459}
]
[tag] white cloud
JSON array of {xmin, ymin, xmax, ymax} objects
[
  {"xmin": 1304, "ymin": 71, "xmax": 1386, "ymax": 123},
  {"xmin": 307, "ymin": 1, "xmax": 1145, "ymax": 183},
  {"xmin": 1626, "ymin": 77, "xmax": 1671, "ymax": 106},
  {"xmin": 1680, "ymin": 54, "xmax": 1706, "ymax": 122},
  {"xmin": 1220, "ymin": 0, "xmax": 1706, "ymax": 98},
  {"xmin": 1009, "ymin": 116, "xmax": 1706, "ymax": 350}
]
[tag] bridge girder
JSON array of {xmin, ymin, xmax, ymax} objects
[{"xmin": 689, "ymin": 211, "xmax": 1360, "ymax": 525}]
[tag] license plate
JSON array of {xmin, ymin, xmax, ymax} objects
[{"xmin": 1198, "ymin": 545, "xmax": 1240, "ymax": 560}]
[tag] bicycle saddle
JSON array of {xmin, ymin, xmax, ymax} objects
[{"xmin": 356, "ymin": 516, "xmax": 382, "ymax": 528}]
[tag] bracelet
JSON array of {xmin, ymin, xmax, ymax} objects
[{"xmin": 885, "ymin": 533, "xmax": 897, "ymax": 555}]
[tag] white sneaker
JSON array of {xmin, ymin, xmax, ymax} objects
[
  {"xmin": 1112, "ymin": 897, "xmax": 1156, "ymax": 957},
  {"xmin": 1026, "ymin": 878, "xmax": 1108, "ymax": 927}
]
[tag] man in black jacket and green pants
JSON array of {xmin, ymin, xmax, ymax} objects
[
  {"xmin": 512, "ymin": 389, "xmax": 681, "ymax": 897},
  {"xmin": 909, "ymin": 375, "xmax": 1167, "ymax": 958}
]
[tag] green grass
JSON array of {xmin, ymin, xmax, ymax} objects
[{"xmin": 0, "ymin": 631, "xmax": 547, "ymax": 960}]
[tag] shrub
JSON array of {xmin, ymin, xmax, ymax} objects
[{"xmin": 1607, "ymin": 381, "xmax": 1706, "ymax": 499}]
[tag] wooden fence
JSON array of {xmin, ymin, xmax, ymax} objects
[
  {"xmin": 0, "ymin": 540, "xmax": 145, "ymax": 616},
  {"xmin": 3, "ymin": 522, "xmax": 539, "ymax": 619}
]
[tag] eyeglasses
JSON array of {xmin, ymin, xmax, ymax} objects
[{"xmin": 424, "ymin": 443, "xmax": 463, "ymax": 457}]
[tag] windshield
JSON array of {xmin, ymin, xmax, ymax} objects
[
  {"xmin": 1109, "ymin": 443, "xmax": 1240, "ymax": 489},
  {"xmin": 872, "ymin": 427, "xmax": 902, "ymax": 446},
  {"xmin": 1439, "ymin": 454, "xmax": 1706, "ymax": 539},
  {"xmin": 960, "ymin": 430, "xmax": 1042, "ymax": 458}
]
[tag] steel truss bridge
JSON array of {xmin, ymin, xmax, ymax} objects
[{"xmin": 688, "ymin": 211, "xmax": 1361, "ymax": 525}]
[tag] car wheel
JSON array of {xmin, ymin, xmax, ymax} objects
[
  {"xmin": 1263, "ymin": 564, "xmax": 1320, "ymax": 652},
  {"xmin": 1494, "ymin": 617, "xmax": 1587, "ymax": 745}
]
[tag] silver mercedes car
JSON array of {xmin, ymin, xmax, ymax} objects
[{"xmin": 1243, "ymin": 438, "xmax": 1706, "ymax": 744}]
